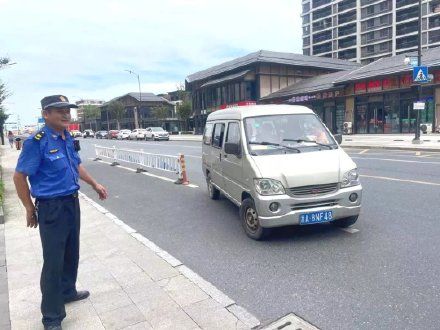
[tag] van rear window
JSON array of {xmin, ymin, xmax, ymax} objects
[{"xmin": 203, "ymin": 123, "xmax": 213, "ymax": 145}]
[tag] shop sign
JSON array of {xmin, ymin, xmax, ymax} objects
[
  {"xmin": 434, "ymin": 71, "xmax": 440, "ymax": 83},
  {"xmin": 354, "ymin": 82, "xmax": 367, "ymax": 94},
  {"xmin": 413, "ymin": 102, "xmax": 425, "ymax": 110},
  {"xmin": 220, "ymin": 101, "xmax": 257, "ymax": 109},
  {"xmin": 400, "ymin": 74, "xmax": 412, "ymax": 88},
  {"xmin": 367, "ymin": 80, "xmax": 382, "ymax": 92},
  {"xmin": 382, "ymin": 77, "xmax": 399, "ymax": 90}
]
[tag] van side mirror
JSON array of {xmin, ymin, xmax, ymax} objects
[
  {"xmin": 224, "ymin": 142, "xmax": 241, "ymax": 157},
  {"xmin": 334, "ymin": 134, "xmax": 343, "ymax": 144}
]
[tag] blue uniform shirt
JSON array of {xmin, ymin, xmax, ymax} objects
[{"xmin": 16, "ymin": 125, "xmax": 82, "ymax": 198}]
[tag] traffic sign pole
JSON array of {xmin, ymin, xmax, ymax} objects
[{"xmin": 413, "ymin": 0, "xmax": 423, "ymax": 144}]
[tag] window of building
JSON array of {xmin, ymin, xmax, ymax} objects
[{"xmin": 212, "ymin": 123, "xmax": 225, "ymax": 148}]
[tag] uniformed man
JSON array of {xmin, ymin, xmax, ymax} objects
[{"xmin": 13, "ymin": 95, "xmax": 108, "ymax": 330}]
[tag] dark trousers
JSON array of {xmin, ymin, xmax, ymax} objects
[{"xmin": 36, "ymin": 193, "xmax": 80, "ymax": 326}]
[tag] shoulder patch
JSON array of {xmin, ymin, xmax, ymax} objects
[{"xmin": 33, "ymin": 131, "xmax": 45, "ymax": 141}]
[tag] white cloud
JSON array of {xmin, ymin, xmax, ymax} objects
[{"xmin": 0, "ymin": 0, "xmax": 302, "ymax": 124}]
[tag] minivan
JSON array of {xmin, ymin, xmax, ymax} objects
[{"xmin": 202, "ymin": 105, "xmax": 362, "ymax": 240}]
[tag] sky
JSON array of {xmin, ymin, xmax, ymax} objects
[{"xmin": 0, "ymin": 0, "xmax": 302, "ymax": 125}]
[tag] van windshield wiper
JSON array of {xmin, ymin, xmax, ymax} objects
[
  {"xmin": 249, "ymin": 141, "xmax": 301, "ymax": 153},
  {"xmin": 282, "ymin": 138, "xmax": 334, "ymax": 150}
]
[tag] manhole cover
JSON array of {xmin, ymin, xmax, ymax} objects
[{"xmin": 262, "ymin": 313, "xmax": 319, "ymax": 330}]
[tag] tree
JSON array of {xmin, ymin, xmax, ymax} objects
[
  {"xmin": 108, "ymin": 101, "xmax": 125, "ymax": 130},
  {"xmin": 0, "ymin": 81, "xmax": 11, "ymax": 145},
  {"xmin": 152, "ymin": 105, "xmax": 170, "ymax": 120},
  {"xmin": 83, "ymin": 105, "xmax": 101, "ymax": 130},
  {"xmin": 0, "ymin": 57, "xmax": 9, "ymax": 69},
  {"xmin": 177, "ymin": 100, "xmax": 192, "ymax": 131}
]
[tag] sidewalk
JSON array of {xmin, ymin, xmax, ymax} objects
[
  {"xmin": 170, "ymin": 133, "xmax": 440, "ymax": 151},
  {"xmin": 0, "ymin": 146, "xmax": 260, "ymax": 330}
]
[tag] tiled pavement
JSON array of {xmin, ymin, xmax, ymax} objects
[{"xmin": 0, "ymin": 146, "xmax": 260, "ymax": 330}]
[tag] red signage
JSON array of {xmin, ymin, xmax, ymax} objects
[
  {"xmin": 400, "ymin": 74, "xmax": 412, "ymax": 88},
  {"xmin": 354, "ymin": 82, "xmax": 367, "ymax": 94},
  {"xmin": 435, "ymin": 71, "xmax": 440, "ymax": 84},
  {"xmin": 367, "ymin": 80, "xmax": 382, "ymax": 92},
  {"xmin": 382, "ymin": 77, "xmax": 399, "ymax": 90},
  {"xmin": 219, "ymin": 101, "xmax": 256, "ymax": 109}
]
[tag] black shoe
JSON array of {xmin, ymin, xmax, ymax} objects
[
  {"xmin": 64, "ymin": 290, "xmax": 90, "ymax": 303},
  {"xmin": 44, "ymin": 325, "xmax": 62, "ymax": 330}
]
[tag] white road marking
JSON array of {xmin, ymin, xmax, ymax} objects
[
  {"xmin": 78, "ymin": 192, "xmax": 260, "ymax": 327},
  {"xmin": 359, "ymin": 149, "xmax": 369, "ymax": 154},
  {"xmin": 361, "ymin": 174, "xmax": 440, "ymax": 186},
  {"xmin": 351, "ymin": 156, "xmax": 440, "ymax": 165},
  {"xmin": 88, "ymin": 158, "xmax": 200, "ymax": 188},
  {"xmin": 340, "ymin": 227, "xmax": 360, "ymax": 234},
  {"xmin": 416, "ymin": 151, "xmax": 421, "ymax": 156}
]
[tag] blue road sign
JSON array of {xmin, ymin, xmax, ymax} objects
[{"xmin": 413, "ymin": 66, "xmax": 428, "ymax": 83}]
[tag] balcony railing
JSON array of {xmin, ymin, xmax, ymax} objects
[
  {"xmin": 396, "ymin": 24, "xmax": 418, "ymax": 36},
  {"xmin": 313, "ymin": 19, "xmax": 332, "ymax": 31},
  {"xmin": 396, "ymin": 9, "xmax": 419, "ymax": 22},
  {"xmin": 338, "ymin": 0, "xmax": 356, "ymax": 12},
  {"xmin": 339, "ymin": 24, "xmax": 357, "ymax": 37},
  {"xmin": 429, "ymin": 17, "xmax": 440, "ymax": 29},
  {"xmin": 313, "ymin": 32, "xmax": 332, "ymax": 43},
  {"xmin": 429, "ymin": 34, "xmax": 440, "ymax": 44},
  {"xmin": 313, "ymin": 43, "xmax": 332, "ymax": 54},
  {"xmin": 339, "ymin": 50, "xmax": 357, "ymax": 60},
  {"xmin": 396, "ymin": 0, "xmax": 418, "ymax": 9},
  {"xmin": 339, "ymin": 13, "xmax": 357, "ymax": 24},
  {"xmin": 339, "ymin": 37, "xmax": 357, "ymax": 48},
  {"xmin": 396, "ymin": 39, "xmax": 419, "ymax": 49},
  {"xmin": 312, "ymin": 0, "xmax": 331, "ymax": 9}
]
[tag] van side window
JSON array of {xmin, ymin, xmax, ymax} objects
[
  {"xmin": 226, "ymin": 122, "xmax": 240, "ymax": 144},
  {"xmin": 203, "ymin": 123, "xmax": 213, "ymax": 145},
  {"xmin": 212, "ymin": 123, "xmax": 225, "ymax": 148}
]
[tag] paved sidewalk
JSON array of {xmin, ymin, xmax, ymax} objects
[
  {"xmin": 0, "ymin": 222, "xmax": 11, "ymax": 330},
  {"xmin": 0, "ymin": 146, "xmax": 260, "ymax": 330}
]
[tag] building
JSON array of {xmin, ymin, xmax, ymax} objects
[
  {"xmin": 186, "ymin": 50, "xmax": 360, "ymax": 133},
  {"xmin": 75, "ymin": 99, "xmax": 105, "ymax": 131},
  {"xmin": 302, "ymin": 0, "xmax": 440, "ymax": 64},
  {"xmin": 261, "ymin": 47, "xmax": 440, "ymax": 134},
  {"xmin": 99, "ymin": 92, "xmax": 182, "ymax": 132}
]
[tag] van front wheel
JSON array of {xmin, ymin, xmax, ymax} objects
[
  {"xmin": 207, "ymin": 175, "xmax": 220, "ymax": 200},
  {"xmin": 240, "ymin": 198, "xmax": 270, "ymax": 240},
  {"xmin": 331, "ymin": 215, "xmax": 358, "ymax": 228}
]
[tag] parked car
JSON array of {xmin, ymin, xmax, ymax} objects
[
  {"xmin": 108, "ymin": 130, "xmax": 119, "ymax": 139},
  {"xmin": 145, "ymin": 127, "xmax": 170, "ymax": 141},
  {"xmin": 129, "ymin": 129, "xmax": 147, "ymax": 140},
  {"xmin": 70, "ymin": 130, "xmax": 82, "ymax": 138},
  {"xmin": 83, "ymin": 129, "xmax": 95, "ymax": 138},
  {"xmin": 202, "ymin": 104, "xmax": 362, "ymax": 240},
  {"xmin": 117, "ymin": 129, "xmax": 131, "ymax": 140},
  {"xmin": 95, "ymin": 130, "xmax": 108, "ymax": 139}
]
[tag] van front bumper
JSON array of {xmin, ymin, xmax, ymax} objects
[{"xmin": 256, "ymin": 185, "xmax": 362, "ymax": 228}]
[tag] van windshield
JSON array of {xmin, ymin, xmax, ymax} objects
[{"xmin": 244, "ymin": 114, "xmax": 337, "ymax": 155}]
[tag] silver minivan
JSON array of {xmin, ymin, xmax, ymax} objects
[{"xmin": 202, "ymin": 105, "xmax": 362, "ymax": 240}]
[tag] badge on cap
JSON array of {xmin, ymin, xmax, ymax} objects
[{"xmin": 60, "ymin": 96, "xmax": 67, "ymax": 102}]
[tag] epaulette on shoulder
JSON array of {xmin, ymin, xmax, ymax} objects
[{"xmin": 33, "ymin": 131, "xmax": 45, "ymax": 141}]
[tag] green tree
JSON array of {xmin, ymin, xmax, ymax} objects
[
  {"xmin": 0, "ymin": 57, "xmax": 9, "ymax": 69},
  {"xmin": 83, "ymin": 105, "xmax": 101, "ymax": 130},
  {"xmin": 177, "ymin": 100, "xmax": 192, "ymax": 131},
  {"xmin": 0, "ymin": 81, "xmax": 11, "ymax": 145},
  {"xmin": 108, "ymin": 101, "xmax": 125, "ymax": 130},
  {"xmin": 152, "ymin": 105, "xmax": 170, "ymax": 120}
]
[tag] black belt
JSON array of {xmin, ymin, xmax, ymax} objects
[{"xmin": 36, "ymin": 192, "xmax": 79, "ymax": 202}]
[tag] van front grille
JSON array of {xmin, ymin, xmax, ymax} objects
[
  {"xmin": 288, "ymin": 183, "xmax": 338, "ymax": 196},
  {"xmin": 291, "ymin": 200, "xmax": 338, "ymax": 211}
]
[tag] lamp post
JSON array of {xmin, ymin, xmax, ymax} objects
[
  {"xmin": 125, "ymin": 69, "xmax": 141, "ymax": 129},
  {"xmin": 413, "ymin": 0, "xmax": 423, "ymax": 144}
]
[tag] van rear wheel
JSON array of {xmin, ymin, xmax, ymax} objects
[
  {"xmin": 240, "ymin": 198, "xmax": 270, "ymax": 240},
  {"xmin": 207, "ymin": 175, "xmax": 220, "ymax": 200},
  {"xmin": 331, "ymin": 215, "xmax": 358, "ymax": 228}
]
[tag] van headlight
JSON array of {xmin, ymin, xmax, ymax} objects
[
  {"xmin": 341, "ymin": 169, "xmax": 360, "ymax": 188},
  {"xmin": 254, "ymin": 179, "xmax": 285, "ymax": 195}
]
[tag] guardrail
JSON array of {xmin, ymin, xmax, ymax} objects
[{"xmin": 94, "ymin": 145, "xmax": 189, "ymax": 185}]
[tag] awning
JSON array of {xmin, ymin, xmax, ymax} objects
[{"xmin": 200, "ymin": 70, "xmax": 251, "ymax": 88}]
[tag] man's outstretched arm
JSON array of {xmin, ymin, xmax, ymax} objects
[{"xmin": 78, "ymin": 164, "xmax": 108, "ymax": 200}]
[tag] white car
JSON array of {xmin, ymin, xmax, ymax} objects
[
  {"xmin": 70, "ymin": 130, "xmax": 82, "ymax": 138},
  {"xmin": 145, "ymin": 127, "xmax": 170, "ymax": 141},
  {"xmin": 129, "ymin": 129, "xmax": 147, "ymax": 140},
  {"xmin": 83, "ymin": 129, "xmax": 95, "ymax": 138},
  {"xmin": 117, "ymin": 129, "xmax": 131, "ymax": 140}
]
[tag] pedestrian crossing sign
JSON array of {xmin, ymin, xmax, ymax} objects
[{"xmin": 413, "ymin": 66, "xmax": 429, "ymax": 83}]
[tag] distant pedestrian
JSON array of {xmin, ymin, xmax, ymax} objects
[
  {"xmin": 8, "ymin": 131, "xmax": 14, "ymax": 148},
  {"xmin": 13, "ymin": 95, "xmax": 108, "ymax": 330}
]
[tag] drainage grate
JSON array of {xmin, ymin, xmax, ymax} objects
[{"xmin": 261, "ymin": 313, "xmax": 319, "ymax": 330}]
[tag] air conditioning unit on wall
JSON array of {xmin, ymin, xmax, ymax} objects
[{"xmin": 343, "ymin": 122, "xmax": 353, "ymax": 135}]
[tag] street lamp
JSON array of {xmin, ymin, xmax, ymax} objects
[
  {"xmin": 125, "ymin": 69, "xmax": 141, "ymax": 129},
  {"xmin": 413, "ymin": 0, "xmax": 423, "ymax": 144}
]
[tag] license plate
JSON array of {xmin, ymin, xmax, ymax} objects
[{"xmin": 300, "ymin": 210, "xmax": 333, "ymax": 225}]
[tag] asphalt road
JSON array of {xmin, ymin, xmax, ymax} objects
[{"xmin": 78, "ymin": 138, "xmax": 440, "ymax": 329}]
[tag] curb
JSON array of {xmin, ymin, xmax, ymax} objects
[
  {"xmin": 341, "ymin": 145, "xmax": 440, "ymax": 153},
  {"xmin": 78, "ymin": 192, "xmax": 261, "ymax": 329}
]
